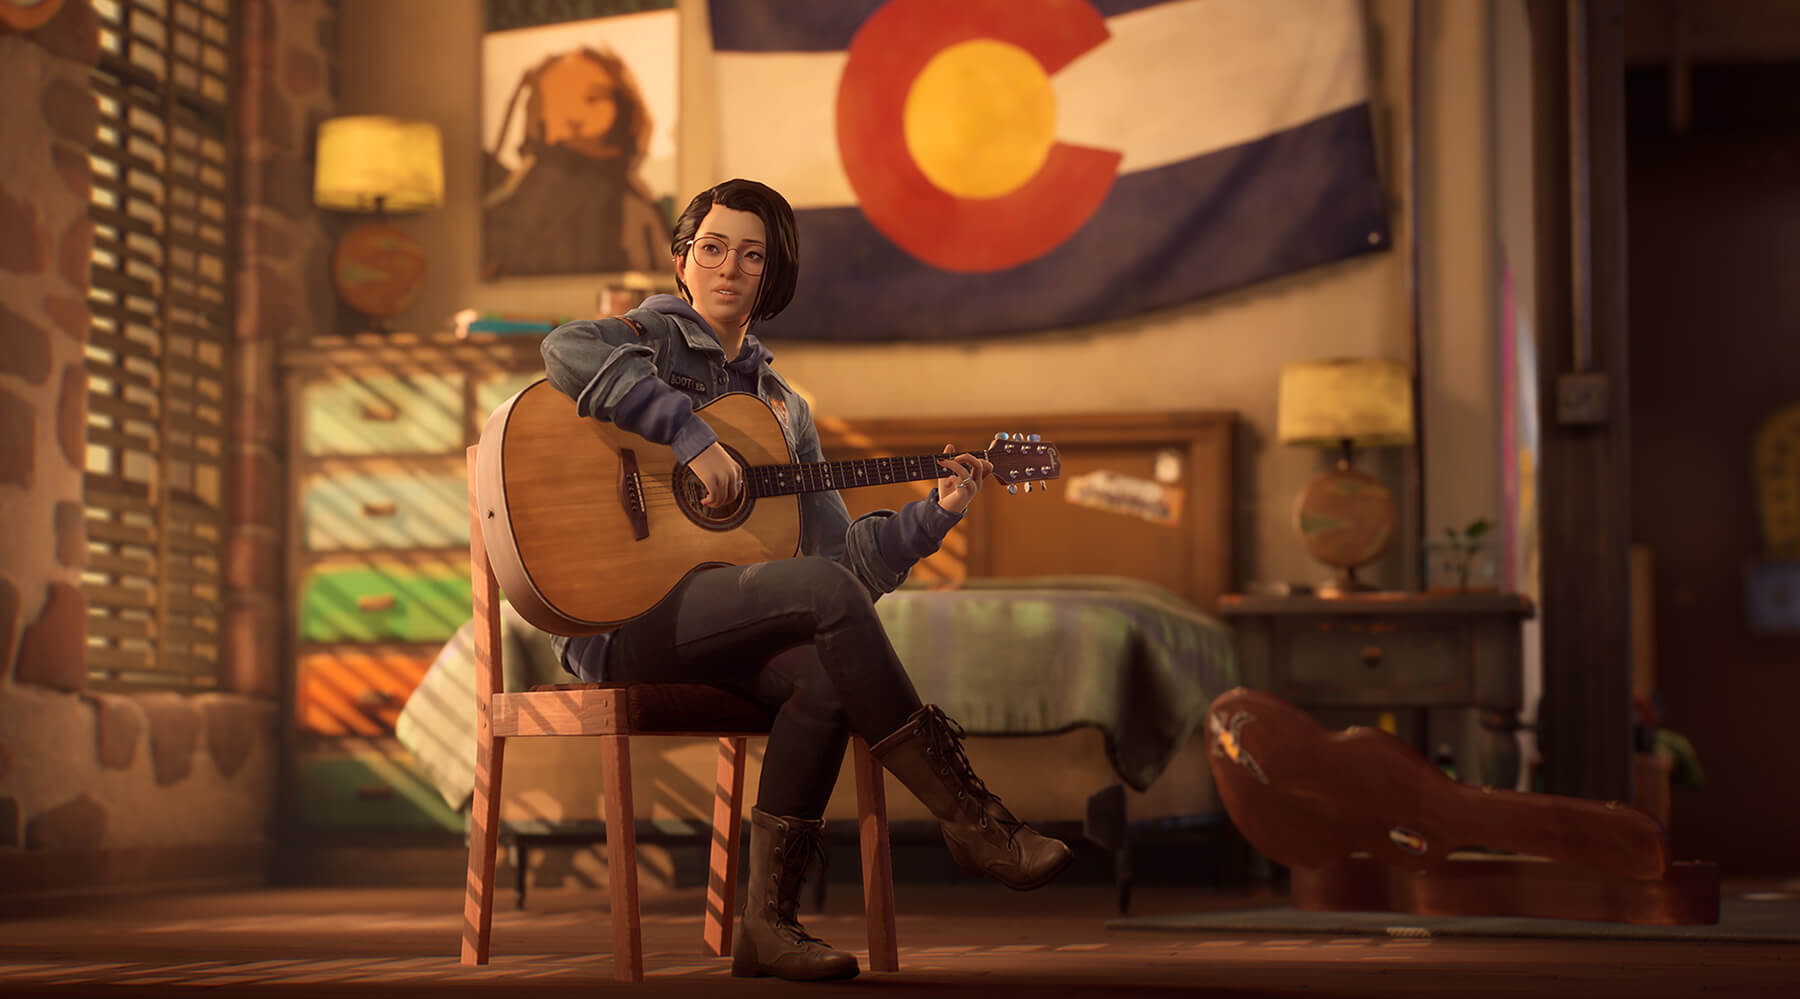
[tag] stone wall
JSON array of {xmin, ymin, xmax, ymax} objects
[{"xmin": 0, "ymin": 0, "xmax": 339, "ymax": 895}]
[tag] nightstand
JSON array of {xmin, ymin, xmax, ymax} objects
[
  {"xmin": 279, "ymin": 332, "xmax": 547, "ymax": 836},
  {"xmin": 1219, "ymin": 592, "xmax": 1534, "ymax": 790}
]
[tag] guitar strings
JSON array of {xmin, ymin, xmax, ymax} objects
[{"xmin": 624, "ymin": 465, "xmax": 999, "ymax": 511}]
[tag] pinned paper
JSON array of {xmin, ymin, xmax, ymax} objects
[{"xmin": 1064, "ymin": 470, "xmax": 1183, "ymax": 526}]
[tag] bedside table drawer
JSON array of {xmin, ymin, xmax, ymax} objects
[
  {"xmin": 303, "ymin": 372, "xmax": 465, "ymax": 456},
  {"xmin": 298, "ymin": 557, "xmax": 473, "ymax": 643},
  {"xmin": 1281, "ymin": 620, "xmax": 1467, "ymax": 703},
  {"xmin": 301, "ymin": 461, "xmax": 469, "ymax": 552},
  {"xmin": 297, "ymin": 647, "xmax": 435, "ymax": 736},
  {"xmin": 297, "ymin": 739, "xmax": 463, "ymax": 832}
]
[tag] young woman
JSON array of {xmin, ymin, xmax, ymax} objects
[{"xmin": 539, "ymin": 179, "xmax": 1071, "ymax": 982}]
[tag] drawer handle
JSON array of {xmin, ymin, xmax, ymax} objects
[
  {"xmin": 361, "ymin": 501, "xmax": 397, "ymax": 518},
  {"xmin": 355, "ymin": 689, "xmax": 396, "ymax": 710},
  {"xmin": 1360, "ymin": 644, "xmax": 1384, "ymax": 667},
  {"xmin": 360, "ymin": 401, "xmax": 399, "ymax": 422},
  {"xmin": 356, "ymin": 593, "xmax": 397, "ymax": 612}
]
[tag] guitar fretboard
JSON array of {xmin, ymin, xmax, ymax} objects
[{"xmin": 747, "ymin": 451, "xmax": 992, "ymax": 498}]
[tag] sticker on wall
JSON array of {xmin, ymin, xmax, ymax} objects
[{"xmin": 1064, "ymin": 470, "xmax": 1183, "ymax": 526}]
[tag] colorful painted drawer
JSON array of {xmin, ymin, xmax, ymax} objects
[
  {"xmin": 475, "ymin": 371, "xmax": 544, "ymax": 422},
  {"xmin": 297, "ymin": 647, "xmax": 434, "ymax": 735},
  {"xmin": 298, "ymin": 557, "xmax": 473, "ymax": 643},
  {"xmin": 302, "ymin": 372, "xmax": 465, "ymax": 456},
  {"xmin": 297, "ymin": 738, "xmax": 464, "ymax": 832},
  {"xmin": 301, "ymin": 459, "xmax": 469, "ymax": 552}
]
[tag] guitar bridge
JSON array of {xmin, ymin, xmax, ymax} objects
[{"xmin": 617, "ymin": 447, "xmax": 650, "ymax": 541}]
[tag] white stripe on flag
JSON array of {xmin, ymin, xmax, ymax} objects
[
  {"xmin": 1054, "ymin": 0, "xmax": 1368, "ymax": 174},
  {"xmin": 714, "ymin": 0, "xmax": 1369, "ymax": 210},
  {"xmin": 715, "ymin": 51, "xmax": 851, "ymax": 209}
]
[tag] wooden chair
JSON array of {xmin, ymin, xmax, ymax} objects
[{"xmin": 457, "ymin": 446, "xmax": 901, "ymax": 982}]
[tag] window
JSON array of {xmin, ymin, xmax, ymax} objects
[{"xmin": 83, "ymin": 0, "xmax": 235, "ymax": 689}]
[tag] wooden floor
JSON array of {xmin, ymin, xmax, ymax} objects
[{"xmin": 1, "ymin": 877, "xmax": 1796, "ymax": 997}]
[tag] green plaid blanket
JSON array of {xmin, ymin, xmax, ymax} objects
[{"xmin": 876, "ymin": 576, "xmax": 1236, "ymax": 791}]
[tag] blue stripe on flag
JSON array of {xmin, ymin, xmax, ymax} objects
[
  {"xmin": 709, "ymin": 0, "xmax": 1176, "ymax": 52},
  {"xmin": 757, "ymin": 105, "xmax": 1389, "ymax": 341},
  {"xmin": 708, "ymin": 0, "xmax": 886, "ymax": 52}
]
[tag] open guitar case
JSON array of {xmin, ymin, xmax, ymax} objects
[{"xmin": 1206, "ymin": 687, "xmax": 1718, "ymax": 925}]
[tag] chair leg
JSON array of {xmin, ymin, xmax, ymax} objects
[
  {"xmin": 704, "ymin": 736, "xmax": 749, "ymax": 957},
  {"xmin": 460, "ymin": 723, "xmax": 506, "ymax": 965},
  {"xmin": 599, "ymin": 733, "xmax": 643, "ymax": 983},
  {"xmin": 852, "ymin": 735, "xmax": 899, "ymax": 972},
  {"xmin": 461, "ymin": 442, "xmax": 508, "ymax": 967}
]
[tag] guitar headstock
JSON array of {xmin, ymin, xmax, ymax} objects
[{"xmin": 987, "ymin": 432, "xmax": 1059, "ymax": 494}]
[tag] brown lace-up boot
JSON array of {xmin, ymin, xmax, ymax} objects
[
  {"xmin": 872, "ymin": 704, "xmax": 1074, "ymax": 891},
  {"xmin": 730, "ymin": 806, "xmax": 859, "ymax": 981}
]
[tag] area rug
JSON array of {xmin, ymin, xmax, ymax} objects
[{"xmin": 1106, "ymin": 895, "xmax": 1800, "ymax": 943}]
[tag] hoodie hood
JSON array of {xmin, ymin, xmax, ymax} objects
[{"xmin": 641, "ymin": 292, "xmax": 774, "ymax": 372}]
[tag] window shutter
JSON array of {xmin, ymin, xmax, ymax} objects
[{"xmin": 84, "ymin": 0, "xmax": 235, "ymax": 689}]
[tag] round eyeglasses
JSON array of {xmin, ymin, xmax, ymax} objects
[{"xmin": 688, "ymin": 236, "xmax": 766, "ymax": 276}]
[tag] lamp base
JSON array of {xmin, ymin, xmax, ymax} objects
[
  {"xmin": 1292, "ymin": 455, "xmax": 1398, "ymax": 594},
  {"xmin": 1316, "ymin": 565, "xmax": 1381, "ymax": 597},
  {"xmin": 332, "ymin": 220, "xmax": 426, "ymax": 329}
]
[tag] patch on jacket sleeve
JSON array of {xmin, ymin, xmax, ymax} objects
[
  {"xmin": 768, "ymin": 396, "xmax": 791, "ymax": 433},
  {"xmin": 619, "ymin": 315, "xmax": 646, "ymax": 337},
  {"xmin": 667, "ymin": 371, "xmax": 707, "ymax": 393}
]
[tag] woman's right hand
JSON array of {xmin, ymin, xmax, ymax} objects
[{"xmin": 689, "ymin": 440, "xmax": 742, "ymax": 509}]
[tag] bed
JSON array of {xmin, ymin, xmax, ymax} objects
[{"xmin": 396, "ymin": 408, "xmax": 1241, "ymax": 901}]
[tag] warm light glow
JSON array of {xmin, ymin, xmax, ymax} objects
[
  {"xmin": 314, "ymin": 116, "xmax": 445, "ymax": 213},
  {"xmin": 1276, "ymin": 358, "xmax": 1415, "ymax": 448}
]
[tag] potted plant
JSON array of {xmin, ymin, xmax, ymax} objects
[{"xmin": 1428, "ymin": 517, "xmax": 1497, "ymax": 592}]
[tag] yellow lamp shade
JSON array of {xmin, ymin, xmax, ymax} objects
[
  {"xmin": 1276, "ymin": 358, "xmax": 1415, "ymax": 448},
  {"xmin": 314, "ymin": 116, "xmax": 445, "ymax": 213}
]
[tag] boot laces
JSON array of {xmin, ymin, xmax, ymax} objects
[
  {"xmin": 923, "ymin": 706, "xmax": 1027, "ymax": 842},
  {"xmin": 774, "ymin": 823, "xmax": 830, "ymax": 944}
]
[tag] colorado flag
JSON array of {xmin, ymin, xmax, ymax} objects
[{"xmin": 708, "ymin": 0, "xmax": 1389, "ymax": 341}]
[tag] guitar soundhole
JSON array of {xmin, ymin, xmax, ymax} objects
[{"xmin": 672, "ymin": 444, "xmax": 755, "ymax": 532}]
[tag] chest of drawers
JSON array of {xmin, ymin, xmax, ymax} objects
[{"xmin": 281, "ymin": 333, "xmax": 545, "ymax": 833}]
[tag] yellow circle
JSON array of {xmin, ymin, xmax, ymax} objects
[{"xmin": 903, "ymin": 40, "xmax": 1056, "ymax": 200}]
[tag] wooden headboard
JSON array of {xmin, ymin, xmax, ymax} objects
[{"xmin": 815, "ymin": 410, "xmax": 1237, "ymax": 612}]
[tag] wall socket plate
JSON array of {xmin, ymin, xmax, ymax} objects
[
  {"xmin": 1747, "ymin": 561, "xmax": 1800, "ymax": 633},
  {"xmin": 1557, "ymin": 372, "xmax": 1611, "ymax": 426}
]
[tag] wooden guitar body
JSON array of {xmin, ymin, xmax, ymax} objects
[
  {"xmin": 476, "ymin": 382, "xmax": 803, "ymax": 635},
  {"xmin": 1207, "ymin": 687, "xmax": 1718, "ymax": 924}
]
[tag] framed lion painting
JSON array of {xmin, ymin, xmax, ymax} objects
[{"xmin": 480, "ymin": 0, "xmax": 679, "ymax": 279}]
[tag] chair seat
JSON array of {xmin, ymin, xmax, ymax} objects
[{"xmin": 527, "ymin": 682, "xmax": 777, "ymax": 735}]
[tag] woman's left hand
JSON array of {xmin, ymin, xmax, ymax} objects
[{"xmin": 935, "ymin": 443, "xmax": 994, "ymax": 515}]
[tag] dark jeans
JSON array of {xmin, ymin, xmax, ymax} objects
[{"xmin": 602, "ymin": 557, "xmax": 925, "ymax": 819}]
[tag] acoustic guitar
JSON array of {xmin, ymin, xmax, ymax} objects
[{"xmin": 474, "ymin": 379, "xmax": 1062, "ymax": 636}]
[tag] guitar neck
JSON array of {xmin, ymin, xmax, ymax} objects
[{"xmin": 747, "ymin": 451, "xmax": 991, "ymax": 498}]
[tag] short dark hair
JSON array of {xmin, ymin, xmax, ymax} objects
[{"xmin": 670, "ymin": 178, "xmax": 798, "ymax": 325}]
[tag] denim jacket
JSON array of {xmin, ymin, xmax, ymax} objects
[{"xmin": 538, "ymin": 296, "xmax": 960, "ymax": 677}]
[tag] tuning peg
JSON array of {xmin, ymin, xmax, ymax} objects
[
  {"xmin": 996, "ymin": 432, "xmax": 1010, "ymax": 440},
  {"xmin": 1028, "ymin": 433, "xmax": 1040, "ymax": 443},
  {"xmin": 1023, "ymin": 481, "xmax": 1033, "ymax": 493},
  {"xmin": 1006, "ymin": 484, "xmax": 1018, "ymax": 495}
]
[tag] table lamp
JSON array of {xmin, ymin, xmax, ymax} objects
[
  {"xmin": 313, "ymin": 115, "xmax": 444, "ymax": 329},
  {"xmin": 1277, "ymin": 358, "xmax": 1415, "ymax": 593}
]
